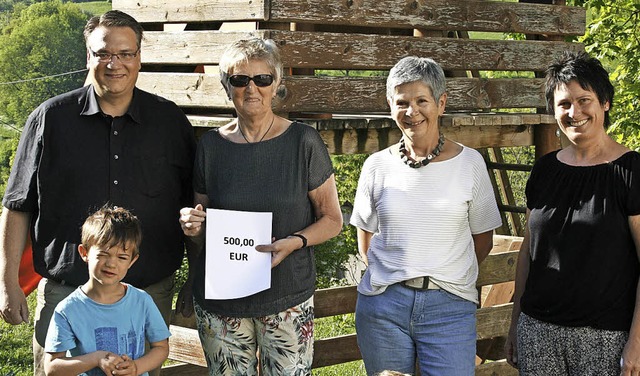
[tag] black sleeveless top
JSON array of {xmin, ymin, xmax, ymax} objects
[{"xmin": 522, "ymin": 150, "xmax": 640, "ymax": 331}]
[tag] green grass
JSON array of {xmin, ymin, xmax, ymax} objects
[
  {"xmin": 0, "ymin": 291, "xmax": 37, "ymax": 376},
  {"xmin": 75, "ymin": 1, "xmax": 112, "ymax": 15},
  {"xmin": 0, "ymin": 291, "xmax": 366, "ymax": 375},
  {"xmin": 312, "ymin": 313, "xmax": 366, "ymax": 375}
]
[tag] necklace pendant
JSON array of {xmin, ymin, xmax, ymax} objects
[{"xmin": 399, "ymin": 132, "xmax": 445, "ymax": 169}]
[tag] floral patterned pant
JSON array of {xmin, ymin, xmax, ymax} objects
[{"xmin": 194, "ymin": 297, "xmax": 314, "ymax": 376}]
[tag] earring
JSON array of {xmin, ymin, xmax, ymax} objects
[{"xmin": 556, "ymin": 129, "xmax": 561, "ymax": 138}]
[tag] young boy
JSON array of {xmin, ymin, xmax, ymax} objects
[{"xmin": 44, "ymin": 206, "xmax": 170, "ymax": 376}]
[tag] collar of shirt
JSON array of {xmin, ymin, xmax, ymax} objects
[{"xmin": 79, "ymin": 85, "xmax": 142, "ymax": 125}]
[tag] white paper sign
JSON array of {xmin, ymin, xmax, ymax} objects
[{"xmin": 205, "ymin": 208, "xmax": 272, "ymax": 299}]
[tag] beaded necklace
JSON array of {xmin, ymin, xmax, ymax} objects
[{"xmin": 399, "ymin": 132, "xmax": 445, "ymax": 168}]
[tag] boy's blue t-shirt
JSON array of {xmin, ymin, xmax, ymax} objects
[{"xmin": 44, "ymin": 284, "xmax": 171, "ymax": 376}]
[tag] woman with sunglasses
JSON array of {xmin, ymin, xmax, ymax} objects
[{"xmin": 178, "ymin": 38, "xmax": 342, "ymax": 375}]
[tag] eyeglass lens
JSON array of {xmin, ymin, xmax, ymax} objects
[
  {"xmin": 228, "ymin": 74, "xmax": 274, "ymax": 87},
  {"xmin": 92, "ymin": 50, "xmax": 138, "ymax": 62}
]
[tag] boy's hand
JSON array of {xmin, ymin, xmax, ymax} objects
[
  {"xmin": 96, "ymin": 351, "xmax": 124, "ymax": 375},
  {"xmin": 112, "ymin": 354, "xmax": 137, "ymax": 376}
]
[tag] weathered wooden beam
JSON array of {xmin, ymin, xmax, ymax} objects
[
  {"xmin": 476, "ymin": 360, "xmax": 519, "ymax": 376},
  {"xmin": 114, "ymin": 0, "xmax": 585, "ymax": 36},
  {"xmin": 271, "ymin": 0, "xmax": 585, "ymax": 35},
  {"xmin": 137, "ymin": 73, "xmax": 548, "ymax": 112},
  {"xmin": 112, "ymin": 0, "xmax": 269, "ymax": 23},
  {"xmin": 160, "ymin": 363, "xmax": 208, "ymax": 376},
  {"xmin": 167, "ymin": 303, "xmax": 516, "ymax": 369},
  {"xmin": 492, "ymin": 235, "xmax": 523, "ymax": 253},
  {"xmin": 141, "ymin": 30, "xmax": 583, "ymax": 71},
  {"xmin": 314, "ymin": 285, "xmax": 357, "ymax": 318},
  {"xmin": 476, "ymin": 303, "xmax": 513, "ymax": 340},
  {"xmin": 168, "ymin": 325, "xmax": 207, "ymax": 367},
  {"xmin": 477, "ymin": 251, "xmax": 519, "ymax": 287},
  {"xmin": 318, "ymin": 125, "xmax": 533, "ymax": 154},
  {"xmin": 184, "ymin": 114, "xmax": 543, "ymax": 152},
  {"xmin": 499, "ymin": 204, "xmax": 527, "ymax": 214},
  {"xmin": 487, "ymin": 161, "xmax": 533, "ymax": 172},
  {"xmin": 312, "ymin": 334, "xmax": 361, "ymax": 369}
]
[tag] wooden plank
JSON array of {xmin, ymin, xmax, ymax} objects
[
  {"xmin": 476, "ymin": 303, "xmax": 513, "ymax": 341},
  {"xmin": 136, "ymin": 73, "xmax": 548, "ymax": 112},
  {"xmin": 186, "ymin": 114, "xmax": 537, "ymax": 151},
  {"xmin": 487, "ymin": 161, "xmax": 533, "ymax": 172},
  {"xmin": 141, "ymin": 31, "xmax": 266, "ymax": 65},
  {"xmin": 312, "ymin": 334, "xmax": 361, "ymax": 368},
  {"xmin": 160, "ymin": 363, "xmax": 208, "ymax": 376},
  {"xmin": 271, "ymin": 0, "xmax": 585, "ymax": 35},
  {"xmin": 316, "ymin": 124, "xmax": 533, "ymax": 154},
  {"xmin": 168, "ymin": 325, "xmax": 207, "ymax": 367},
  {"xmin": 141, "ymin": 30, "xmax": 583, "ymax": 71},
  {"xmin": 314, "ymin": 285, "xmax": 357, "ymax": 318},
  {"xmin": 491, "ymin": 235, "xmax": 523, "ymax": 253},
  {"xmin": 482, "ymin": 282, "xmax": 515, "ymax": 308},
  {"xmin": 115, "ymin": 0, "xmax": 585, "ymax": 36},
  {"xmin": 475, "ymin": 360, "xmax": 518, "ymax": 376},
  {"xmin": 167, "ymin": 305, "xmax": 516, "ymax": 369},
  {"xmin": 112, "ymin": 0, "xmax": 268, "ymax": 23},
  {"xmin": 477, "ymin": 251, "xmax": 518, "ymax": 287}
]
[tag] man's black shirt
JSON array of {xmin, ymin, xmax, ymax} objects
[{"xmin": 3, "ymin": 85, "xmax": 196, "ymax": 287}]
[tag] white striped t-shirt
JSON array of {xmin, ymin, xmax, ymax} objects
[{"xmin": 350, "ymin": 144, "xmax": 502, "ymax": 303}]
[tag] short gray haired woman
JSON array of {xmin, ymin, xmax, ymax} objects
[
  {"xmin": 350, "ymin": 56, "xmax": 501, "ymax": 375},
  {"xmin": 178, "ymin": 38, "xmax": 343, "ymax": 375}
]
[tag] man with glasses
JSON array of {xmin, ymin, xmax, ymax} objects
[{"xmin": 0, "ymin": 10, "xmax": 196, "ymax": 376}]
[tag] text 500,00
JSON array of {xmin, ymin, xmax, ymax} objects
[{"xmin": 223, "ymin": 237, "xmax": 255, "ymax": 247}]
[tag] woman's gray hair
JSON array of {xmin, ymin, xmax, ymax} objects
[
  {"xmin": 386, "ymin": 56, "xmax": 446, "ymax": 103},
  {"xmin": 219, "ymin": 38, "xmax": 283, "ymax": 95}
]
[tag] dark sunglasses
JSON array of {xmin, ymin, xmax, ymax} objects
[{"xmin": 228, "ymin": 74, "xmax": 274, "ymax": 87}]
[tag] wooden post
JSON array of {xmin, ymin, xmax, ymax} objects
[{"xmin": 522, "ymin": 0, "xmax": 565, "ymax": 159}]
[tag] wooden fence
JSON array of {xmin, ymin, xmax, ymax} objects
[{"xmin": 160, "ymin": 235, "xmax": 522, "ymax": 375}]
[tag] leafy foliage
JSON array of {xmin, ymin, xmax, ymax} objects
[
  {"xmin": 314, "ymin": 154, "xmax": 368, "ymax": 288},
  {"xmin": 572, "ymin": 0, "xmax": 640, "ymax": 149},
  {"xmin": 0, "ymin": 0, "xmax": 89, "ymax": 128},
  {"xmin": 0, "ymin": 126, "xmax": 19, "ymax": 195}
]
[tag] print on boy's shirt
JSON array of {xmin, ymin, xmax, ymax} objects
[
  {"xmin": 95, "ymin": 327, "xmax": 118, "ymax": 354},
  {"xmin": 95, "ymin": 326, "xmax": 144, "ymax": 359}
]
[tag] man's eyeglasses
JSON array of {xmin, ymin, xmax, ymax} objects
[
  {"xmin": 228, "ymin": 74, "xmax": 274, "ymax": 88},
  {"xmin": 90, "ymin": 49, "xmax": 139, "ymax": 63}
]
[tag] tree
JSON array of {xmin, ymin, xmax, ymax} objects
[
  {"xmin": 315, "ymin": 154, "xmax": 367, "ymax": 288},
  {"xmin": 0, "ymin": 0, "xmax": 89, "ymax": 128},
  {"xmin": 571, "ymin": 0, "xmax": 640, "ymax": 149}
]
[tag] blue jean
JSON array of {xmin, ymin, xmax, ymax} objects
[{"xmin": 355, "ymin": 283, "xmax": 476, "ymax": 376}]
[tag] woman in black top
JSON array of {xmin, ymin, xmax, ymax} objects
[
  {"xmin": 505, "ymin": 51, "xmax": 640, "ymax": 375},
  {"xmin": 178, "ymin": 38, "xmax": 342, "ymax": 375}
]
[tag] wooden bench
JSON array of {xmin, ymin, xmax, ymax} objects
[{"xmin": 160, "ymin": 235, "xmax": 522, "ymax": 375}]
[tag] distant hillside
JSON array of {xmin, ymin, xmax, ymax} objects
[{"xmin": 73, "ymin": 1, "xmax": 112, "ymax": 15}]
